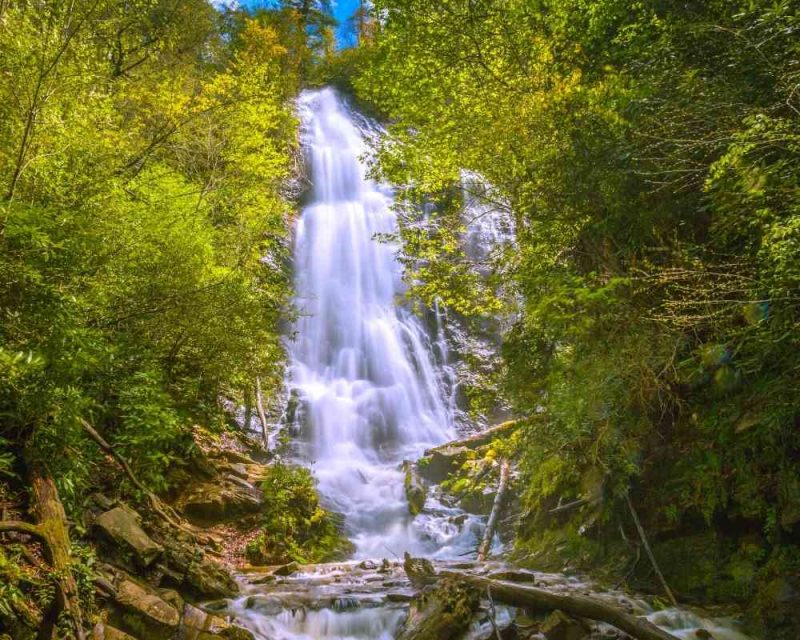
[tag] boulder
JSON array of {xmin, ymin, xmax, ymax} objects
[
  {"xmin": 418, "ymin": 446, "xmax": 473, "ymax": 483},
  {"xmin": 159, "ymin": 537, "xmax": 238, "ymax": 599},
  {"xmin": 404, "ymin": 461, "xmax": 427, "ymax": 516},
  {"xmin": 112, "ymin": 577, "xmax": 180, "ymax": 640},
  {"xmin": 397, "ymin": 578, "xmax": 479, "ymax": 640},
  {"xmin": 272, "ymin": 561, "xmax": 299, "ymax": 576},
  {"xmin": 179, "ymin": 479, "xmax": 263, "ymax": 524},
  {"xmin": 180, "ymin": 602, "xmax": 249, "ymax": 640},
  {"xmin": 93, "ymin": 506, "xmax": 163, "ymax": 568},
  {"xmin": 540, "ymin": 610, "xmax": 590, "ymax": 640},
  {"xmin": 92, "ymin": 623, "xmax": 138, "ymax": 640}
]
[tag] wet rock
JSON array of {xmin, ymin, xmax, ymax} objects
[
  {"xmin": 404, "ymin": 461, "xmax": 427, "ymax": 516},
  {"xmin": 93, "ymin": 506, "xmax": 163, "ymax": 568},
  {"xmin": 179, "ymin": 602, "xmax": 252, "ymax": 640},
  {"xmin": 112, "ymin": 577, "xmax": 180, "ymax": 640},
  {"xmin": 92, "ymin": 623, "xmax": 138, "ymax": 640},
  {"xmin": 540, "ymin": 610, "xmax": 590, "ymax": 640},
  {"xmin": 386, "ymin": 592, "xmax": 415, "ymax": 603},
  {"xmin": 695, "ymin": 630, "xmax": 714, "ymax": 639},
  {"xmin": 404, "ymin": 553, "xmax": 435, "ymax": 588},
  {"xmin": 418, "ymin": 445, "xmax": 473, "ymax": 483},
  {"xmin": 179, "ymin": 479, "xmax": 263, "ymax": 524},
  {"xmin": 272, "ymin": 561, "xmax": 299, "ymax": 576},
  {"xmin": 358, "ymin": 559, "xmax": 378, "ymax": 570}
]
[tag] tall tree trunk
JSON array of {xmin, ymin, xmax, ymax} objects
[
  {"xmin": 477, "ymin": 459, "xmax": 510, "ymax": 561},
  {"xmin": 26, "ymin": 459, "xmax": 86, "ymax": 640},
  {"xmin": 255, "ymin": 376, "xmax": 269, "ymax": 451}
]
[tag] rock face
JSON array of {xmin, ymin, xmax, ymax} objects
[{"xmin": 93, "ymin": 506, "xmax": 164, "ymax": 568}]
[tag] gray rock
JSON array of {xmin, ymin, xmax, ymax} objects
[
  {"xmin": 541, "ymin": 610, "xmax": 590, "ymax": 640},
  {"xmin": 418, "ymin": 446, "xmax": 473, "ymax": 483},
  {"xmin": 179, "ymin": 480, "xmax": 263, "ymax": 524},
  {"xmin": 93, "ymin": 506, "xmax": 163, "ymax": 568},
  {"xmin": 113, "ymin": 577, "xmax": 180, "ymax": 640},
  {"xmin": 92, "ymin": 623, "xmax": 138, "ymax": 640}
]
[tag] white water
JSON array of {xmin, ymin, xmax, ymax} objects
[{"xmin": 289, "ymin": 88, "xmax": 481, "ymax": 559}]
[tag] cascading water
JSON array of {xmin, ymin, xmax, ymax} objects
[
  {"xmin": 289, "ymin": 88, "xmax": 480, "ymax": 559},
  {"xmin": 220, "ymin": 88, "xmax": 755, "ymax": 640}
]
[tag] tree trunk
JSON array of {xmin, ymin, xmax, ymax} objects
[
  {"xmin": 243, "ymin": 386, "xmax": 253, "ymax": 431},
  {"xmin": 625, "ymin": 493, "xmax": 678, "ymax": 607},
  {"xmin": 477, "ymin": 458, "xmax": 510, "ymax": 561},
  {"xmin": 254, "ymin": 376, "xmax": 269, "ymax": 451},
  {"xmin": 27, "ymin": 462, "xmax": 87, "ymax": 640}
]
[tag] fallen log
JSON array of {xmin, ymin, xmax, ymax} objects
[
  {"xmin": 477, "ymin": 458, "xmax": 510, "ymax": 561},
  {"xmin": 424, "ymin": 420, "xmax": 520, "ymax": 455},
  {"xmin": 409, "ymin": 566, "xmax": 679, "ymax": 640},
  {"xmin": 444, "ymin": 572, "xmax": 677, "ymax": 640}
]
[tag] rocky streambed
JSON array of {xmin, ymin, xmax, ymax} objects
[{"xmin": 210, "ymin": 559, "xmax": 753, "ymax": 640}]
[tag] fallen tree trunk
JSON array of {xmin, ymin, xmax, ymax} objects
[
  {"xmin": 477, "ymin": 458, "xmax": 510, "ymax": 561},
  {"xmin": 419, "ymin": 569, "xmax": 679, "ymax": 640},
  {"xmin": 425, "ymin": 420, "xmax": 520, "ymax": 455}
]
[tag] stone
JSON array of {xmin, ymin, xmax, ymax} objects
[
  {"xmin": 272, "ymin": 561, "xmax": 299, "ymax": 576},
  {"xmin": 179, "ymin": 480, "xmax": 263, "ymax": 524},
  {"xmin": 160, "ymin": 537, "xmax": 239, "ymax": 599},
  {"xmin": 403, "ymin": 461, "xmax": 427, "ymax": 516},
  {"xmin": 93, "ymin": 506, "xmax": 163, "ymax": 568},
  {"xmin": 180, "ymin": 602, "xmax": 235, "ymax": 640},
  {"xmin": 418, "ymin": 446, "xmax": 473, "ymax": 483},
  {"xmin": 92, "ymin": 623, "xmax": 138, "ymax": 640},
  {"xmin": 113, "ymin": 577, "xmax": 180, "ymax": 640},
  {"xmin": 185, "ymin": 556, "xmax": 240, "ymax": 599},
  {"xmin": 403, "ymin": 553, "xmax": 435, "ymax": 588},
  {"xmin": 358, "ymin": 559, "xmax": 378, "ymax": 570},
  {"xmin": 540, "ymin": 610, "xmax": 590, "ymax": 640}
]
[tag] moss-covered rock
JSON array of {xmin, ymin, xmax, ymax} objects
[
  {"xmin": 404, "ymin": 461, "xmax": 427, "ymax": 515},
  {"xmin": 93, "ymin": 505, "xmax": 164, "ymax": 569}
]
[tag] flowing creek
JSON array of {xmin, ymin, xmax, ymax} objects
[{"xmin": 217, "ymin": 88, "xmax": 755, "ymax": 640}]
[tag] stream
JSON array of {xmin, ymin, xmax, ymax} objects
[{"xmin": 218, "ymin": 88, "xmax": 755, "ymax": 640}]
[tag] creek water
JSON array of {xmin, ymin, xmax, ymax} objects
[{"xmin": 220, "ymin": 88, "xmax": 755, "ymax": 640}]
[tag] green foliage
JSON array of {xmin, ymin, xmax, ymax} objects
[
  {"xmin": 0, "ymin": 1, "xmax": 301, "ymax": 517},
  {"xmin": 352, "ymin": 0, "xmax": 800, "ymax": 628},
  {"xmin": 246, "ymin": 463, "xmax": 353, "ymax": 565}
]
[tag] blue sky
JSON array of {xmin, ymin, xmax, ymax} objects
[{"xmin": 237, "ymin": 0, "xmax": 361, "ymax": 45}]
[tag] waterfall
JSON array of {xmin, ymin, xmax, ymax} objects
[{"xmin": 288, "ymin": 88, "xmax": 471, "ymax": 558}]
